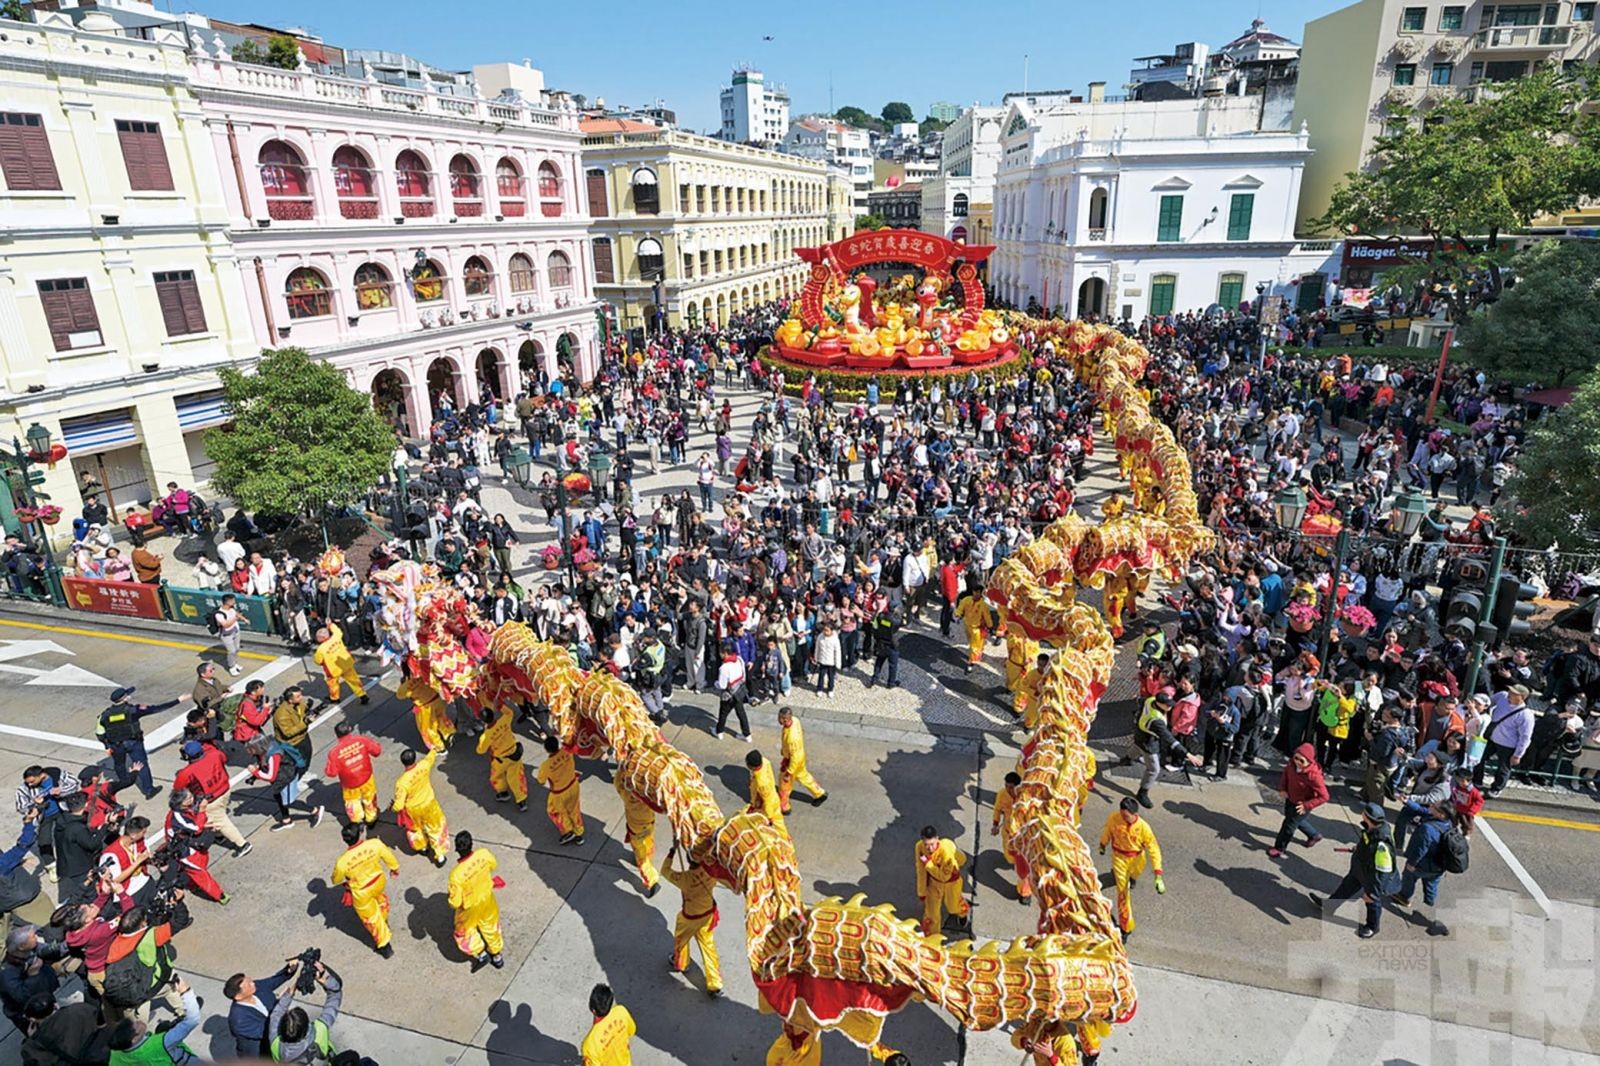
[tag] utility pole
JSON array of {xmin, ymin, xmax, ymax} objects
[{"xmin": 1463, "ymin": 537, "xmax": 1507, "ymax": 695}]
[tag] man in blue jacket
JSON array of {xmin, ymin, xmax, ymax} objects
[
  {"xmin": 224, "ymin": 962, "xmax": 294, "ymax": 1057},
  {"xmin": 1393, "ymin": 801, "xmax": 1457, "ymax": 937}
]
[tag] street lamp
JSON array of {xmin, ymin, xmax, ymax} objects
[
  {"xmin": 1390, "ymin": 489, "xmax": 1428, "ymax": 538},
  {"xmin": 24, "ymin": 423, "xmax": 51, "ymax": 458},
  {"xmin": 5, "ymin": 428, "xmax": 65, "ymax": 606},
  {"xmin": 1273, "ymin": 484, "xmax": 1308, "ymax": 534},
  {"xmin": 507, "ymin": 446, "xmax": 534, "ymax": 489}
]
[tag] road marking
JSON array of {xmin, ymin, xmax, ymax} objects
[
  {"xmin": 1477, "ymin": 820, "xmax": 1554, "ymax": 918},
  {"xmin": 145, "ymin": 655, "xmax": 301, "ymax": 752},
  {"xmin": 0, "ymin": 617, "xmax": 276, "ymax": 660},
  {"xmin": 0, "ymin": 723, "xmax": 103, "ymax": 750},
  {"xmin": 1480, "ymin": 809, "xmax": 1600, "ymax": 834}
]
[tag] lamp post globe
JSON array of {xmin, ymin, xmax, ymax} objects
[
  {"xmin": 24, "ymin": 423, "xmax": 50, "ymax": 456},
  {"xmin": 507, "ymin": 445, "xmax": 533, "ymax": 488},
  {"xmin": 1273, "ymin": 483, "xmax": 1308, "ymax": 533},
  {"xmin": 1392, "ymin": 489, "xmax": 1428, "ymax": 537}
]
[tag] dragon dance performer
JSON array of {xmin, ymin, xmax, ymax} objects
[
  {"xmin": 954, "ymin": 587, "xmax": 993, "ymax": 674},
  {"xmin": 537, "ymin": 734, "xmax": 585, "ymax": 845},
  {"xmin": 776, "ymin": 706, "xmax": 827, "ymax": 813},
  {"xmin": 448, "ymin": 831, "xmax": 505, "ymax": 971},
  {"xmin": 744, "ymin": 749, "xmax": 786, "ymax": 837},
  {"xmin": 477, "ymin": 705, "xmax": 528, "ymax": 811},
  {"xmin": 391, "ymin": 747, "xmax": 448, "ymax": 866},
  {"xmin": 313, "ymin": 623, "xmax": 368, "ymax": 705},
  {"xmin": 916, "ymin": 825, "xmax": 970, "ymax": 935},
  {"xmin": 397, "ymin": 670, "xmax": 456, "ymax": 753},
  {"xmin": 330, "ymin": 821, "xmax": 400, "ymax": 958},
  {"xmin": 1099, "ymin": 796, "xmax": 1166, "ymax": 941},
  {"xmin": 662, "ymin": 844, "xmax": 722, "ymax": 997},
  {"xmin": 1014, "ymin": 651, "xmax": 1051, "ymax": 729},
  {"xmin": 991, "ymin": 771, "xmax": 1031, "ymax": 902},
  {"xmin": 323, "ymin": 722, "xmax": 383, "ymax": 825},
  {"xmin": 1003, "ymin": 614, "xmax": 1040, "ymax": 695},
  {"xmin": 614, "ymin": 778, "xmax": 660, "ymax": 897},
  {"xmin": 1015, "ymin": 1019, "xmax": 1112, "ymax": 1066}
]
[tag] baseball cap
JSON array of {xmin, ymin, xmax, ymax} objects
[
  {"xmin": 1153, "ymin": 691, "xmax": 1175, "ymax": 707},
  {"xmin": 1361, "ymin": 801, "xmax": 1387, "ymax": 822},
  {"xmin": 180, "ymin": 740, "xmax": 204, "ymax": 759},
  {"xmin": 1510, "ymin": 684, "xmax": 1531, "ymax": 698},
  {"xmin": 110, "ymin": 686, "xmax": 135, "ymax": 702}
]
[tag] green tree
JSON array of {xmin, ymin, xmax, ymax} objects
[
  {"xmin": 834, "ymin": 106, "xmax": 876, "ymax": 130},
  {"xmin": 919, "ymin": 115, "xmax": 950, "ymax": 136},
  {"xmin": 1503, "ymin": 372, "xmax": 1600, "ymax": 544},
  {"xmin": 854, "ymin": 213, "xmax": 888, "ymax": 231},
  {"xmin": 206, "ymin": 348, "xmax": 394, "ymax": 518},
  {"xmin": 881, "ymin": 101, "xmax": 914, "ymax": 124},
  {"xmin": 231, "ymin": 34, "xmax": 301, "ymax": 70},
  {"xmin": 1461, "ymin": 239, "xmax": 1600, "ymax": 386},
  {"xmin": 1313, "ymin": 69, "xmax": 1600, "ymax": 323},
  {"xmin": 0, "ymin": 1, "xmax": 31, "ymax": 23}
]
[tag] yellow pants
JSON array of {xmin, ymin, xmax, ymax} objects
[
  {"xmin": 766, "ymin": 1029, "xmax": 822, "ymax": 1066},
  {"xmin": 547, "ymin": 785, "xmax": 583, "ymax": 838},
  {"xmin": 921, "ymin": 876, "xmax": 968, "ymax": 935},
  {"xmin": 1111, "ymin": 851, "xmax": 1148, "ymax": 933},
  {"xmin": 454, "ymin": 896, "xmax": 504, "ymax": 958},
  {"xmin": 778, "ymin": 762, "xmax": 825, "ymax": 813},
  {"xmin": 491, "ymin": 756, "xmax": 528, "ymax": 804},
  {"xmin": 965, "ymin": 625, "xmax": 985, "ymax": 665},
  {"xmin": 402, "ymin": 801, "xmax": 448, "ymax": 861},
  {"xmin": 324, "ymin": 664, "xmax": 366, "ymax": 702},
  {"xmin": 416, "ymin": 705, "xmax": 456, "ymax": 752},
  {"xmin": 342, "ymin": 778, "xmax": 379, "ymax": 824},
  {"xmin": 350, "ymin": 886, "xmax": 391, "ymax": 949},
  {"xmin": 672, "ymin": 909, "xmax": 722, "ymax": 992},
  {"xmin": 1000, "ymin": 844, "xmax": 1032, "ymax": 900},
  {"xmin": 627, "ymin": 828, "xmax": 658, "ymax": 889}
]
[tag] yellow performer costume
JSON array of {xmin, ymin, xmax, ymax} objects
[
  {"xmin": 313, "ymin": 622, "xmax": 367, "ymax": 702},
  {"xmin": 955, "ymin": 591, "xmax": 992, "ymax": 667},
  {"xmin": 1014, "ymin": 657, "xmax": 1048, "ymax": 728},
  {"xmin": 614, "ymin": 779, "xmax": 659, "ymax": 893},
  {"xmin": 1102, "ymin": 567, "xmax": 1135, "ymax": 639},
  {"xmin": 398, "ymin": 675, "xmax": 455, "ymax": 752},
  {"xmin": 746, "ymin": 755, "xmax": 787, "ymax": 837},
  {"xmin": 391, "ymin": 750, "xmax": 448, "ymax": 863},
  {"xmin": 663, "ymin": 849, "xmax": 722, "ymax": 994},
  {"xmin": 765, "ymin": 1026, "xmax": 822, "ymax": 1066},
  {"xmin": 916, "ymin": 835, "xmax": 969, "ymax": 935},
  {"xmin": 777, "ymin": 716, "xmax": 826, "ymax": 814},
  {"xmin": 477, "ymin": 709, "xmax": 528, "ymax": 806},
  {"xmin": 331, "ymin": 833, "xmax": 400, "ymax": 950},
  {"xmin": 582, "ymin": 1001, "xmax": 636, "ymax": 1066},
  {"xmin": 1099, "ymin": 806, "xmax": 1164, "ymax": 936},
  {"xmin": 448, "ymin": 845, "xmax": 504, "ymax": 960},
  {"xmin": 991, "ymin": 777, "xmax": 1031, "ymax": 900},
  {"xmin": 1004, "ymin": 624, "xmax": 1040, "ymax": 694},
  {"xmin": 537, "ymin": 741, "xmax": 585, "ymax": 842}
]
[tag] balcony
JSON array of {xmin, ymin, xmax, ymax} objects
[
  {"xmin": 500, "ymin": 200, "xmax": 527, "ymax": 218},
  {"xmin": 265, "ymin": 196, "xmax": 314, "ymax": 221},
  {"xmin": 338, "ymin": 198, "xmax": 380, "ymax": 220},
  {"xmin": 1473, "ymin": 25, "xmax": 1573, "ymax": 49},
  {"xmin": 400, "ymin": 199, "xmax": 435, "ymax": 218},
  {"xmin": 453, "ymin": 200, "xmax": 485, "ymax": 218},
  {"xmin": 1088, "ymin": 228, "xmax": 1106, "ymax": 241}
]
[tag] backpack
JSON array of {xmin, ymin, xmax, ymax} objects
[
  {"xmin": 1436, "ymin": 824, "xmax": 1470, "ymax": 875},
  {"xmin": 206, "ymin": 608, "xmax": 223, "ymax": 634},
  {"xmin": 215, "ymin": 693, "xmax": 247, "ymax": 734},
  {"xmin": 102, "ymin": 938, "xmax": 161, "ymax": 1009}
]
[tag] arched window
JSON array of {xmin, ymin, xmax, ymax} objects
[
  {"xmin": 507, "ymin": 253, "xmax": 536, "ymax": 294},
  {"xmin": 395, "ymin": 149, "xmax": 433, "ymax": 217},
  {"xmin": 636, "ymin": 237, "xmax": 664, "ymax": 281},
  {"xmin": 462, "ymin": 255, "xmax": 494, "ymax": 298},
  {"xmin": 952, "ymin": 193, "xmax": 969, "ymax": 218},
  {"xmin": 1088, "ymin": 187, "xmax": 1109, "ymax": 232},
  {"xmin": 496, "ymin": 158, "xmax": 525, "ymax": 217},
  {"xmin": 332, "ymin": 146, "xmax": 376, "ymax": 219},
  {"xmin": 547, "ymin": 250, "xmax": 572, "ymax": 290},
  {"xmin": 259, "ymin": 140, "xmax": 312, "ymax": 221},
  {"xmin": 410, "ymin": 258, "xmax": 446, "ymax": 303},
  {"xmin": 353, "ymin": 262, "xmax": 393, "ymax": 310},
  {"xmin": 538, "ymin": 161, "xmax": 563, "ymax": 217},
  {"xmin": 630, "ymin": 166, "xmax": 659, "ymax": 215},
  {"xmin": 284, "ymin": 267, "xmax": 331, "ymax": 319},
  {"xmin": 449, "ymin": 154, "xmax": 482, "ymax": 217}
]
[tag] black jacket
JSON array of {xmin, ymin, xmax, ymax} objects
[
  {"xmin": 50, "ymin": 814, "xmax": 104, "ymax": 887},
  {"xmin": 20, "ymin": 1002, "xmax": 113, "ymax": 1066}
]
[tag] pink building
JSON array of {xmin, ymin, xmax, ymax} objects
[{"xmin": 188, "ymin": 44, "xmax": 600, "ymax": 434}]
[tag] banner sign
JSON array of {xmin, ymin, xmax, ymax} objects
[
  {"xmin": 162, "ymin": 586, "xmax": 278, "ymax": 634},
  {"xmin": 62, "ymin": 576, "xmax": 164, "ymax": 620}
]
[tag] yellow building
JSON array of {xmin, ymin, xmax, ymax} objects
[
  {"xmin": 580, "ymin": 119, "xmax": 830, "ymax": 332},
  {"xmin": 1294, "ymin": 0, "xmax": 1600, "ymax": 234},
  {"xmin": 0, "ymin": 11, "xmax": 255, "ymax": 534},
  {"xmin": 826, "ymin": 170, "xmax": 856, "ymax": 241}
]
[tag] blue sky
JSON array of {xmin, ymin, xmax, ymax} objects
[{"xmin": 183, "ymin": 0, "xmax": 1348, "ymax": 132}]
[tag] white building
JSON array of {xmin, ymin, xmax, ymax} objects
[
  {"xmin": 990, "ymin": 94, "xmax": 1335, "ymax": 320},
  {"xmin": 719, "ymin": 68, "xmax": 789, "ymax": 147},
  {"xmin": 782, "ymin": 118, "xmax": 872, "ymax": 213},
  {"xmin": 921, "ymin": 105, "xmax": 1004, "ymax": 242}
]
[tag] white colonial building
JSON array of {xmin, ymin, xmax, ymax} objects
[
  {"xmin": 920, "ymin": 105, "xmax": 1003, "ymax": 243},
  {"xmin": 185, "ymin": 50, "xmax": 600, "ymax": 435},
  {"xmin": 991, "ymin": 93, "xmax": 1336, "ymax": 320}
]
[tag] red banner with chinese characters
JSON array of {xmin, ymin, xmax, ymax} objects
[
  {"xmin": 798, "ymin": 230, "xmax": 996, "ymax": 274},
  {"xmin": 63, "ymin": 576, "xmax": 165, "ymax": 620}
]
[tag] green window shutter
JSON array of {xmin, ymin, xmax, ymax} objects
[
  {"xmin": 1218, "ymin": 274, "xmax": 1244, "ymax": 310},
  {"xmin": 1156, "ymin": 195, "xmax": 1183, "ymax": 242},
  {"xmin": 1150, "ymin": 275, "xmax": 1176, "ymax": 316},
  {"xmin": 1227, "ymin": 193, "xmax": 1254, "ymax": 241}
]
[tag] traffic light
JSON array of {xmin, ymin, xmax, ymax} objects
[
  {"xmin": 1444, "ymin": 586, "xmax": 1484, "ymax": 640},
  {"xmin": 1489, "ymin": 574, "xmax": 1537, "ymax": 647},
  {"xmin": 403, "ymin": 504, "xmax": 431, "ymax": 545}
]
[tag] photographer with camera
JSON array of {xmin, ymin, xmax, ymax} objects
[
  {"xmin": 15, "ymin": 764, "xmax": 79, "ymax": 878},
  {"xmin": 225, "ymin": 959, "xmax": 297, "ymax": 1058},
  {"xmin": 101, "ymin": 904, "xmax": 183, "ymax": 1025},
  {"xmin": 53, "ymin": 793, "xmax": 112, "ymax": 905},
  {"xmin": 232, "ymin": 679, "xmax": 274, "ymax": 747},
  {"xmin": 78, "ymin": 764, "xmax": 139, "ymax": 838},
  {"xmin": 106, "ymin": 974, "xmax": 202, "ymax": 1065},
  {"xmin": 0, "ymin": 923, "xmax": 67, "ymax": 1029},
  {"xmin": 269, "ymin": 953, "xmax": 343, "ymax": 1063},
  {"xmin": 161, "ymin": 790, "xmax": 227, "ymax": 905},
  {"xmin": 60, "ymin": 872, "xmax": 135, "ymax": 1001}
]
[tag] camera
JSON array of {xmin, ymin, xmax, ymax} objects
[{"xmin": 292, "ymin": 947, "xmax": 322, "ymax": 994}]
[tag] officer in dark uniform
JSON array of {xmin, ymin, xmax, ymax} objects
[
  {"xmin": 96, "ymin": 686, "xmax": 188, "ymax": 800},
  {"xmin": 867, "ymin": 603, "xmax": 902, "ymax": 689}
]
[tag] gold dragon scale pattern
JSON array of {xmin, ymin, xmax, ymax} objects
[{"xmin": 456, "ymin": 320, "xmax": 1209, "ymax": 1062}]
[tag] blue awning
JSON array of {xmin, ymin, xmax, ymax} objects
[
  {"xmin": 60, "ymin": 410, "xmax": 137, "ymax": 455},
  {"xmin": 175, "ymin": 390, "xmax": 230, "ymax": 430}
]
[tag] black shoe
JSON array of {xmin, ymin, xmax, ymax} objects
[
  {"xmin": 559, "ymin": 832, "xmax": 577, "ymax": 845},
  {"xmin": 1135, "ymin": 789, "xmax": 1153, "ymax": 809},
  {"xmin": 516, "ymin": 801, "xmax": 528, "ymax": 812},
  {"xmin": 434, "ymin": 854, "xmax": 448, "ymax": 868},
  {"xmin": 495, "ymin": 792, "xmax": 512, "ymax": 803},
  {"xmin": 812, "ymin": 793, "xmax": 828, "ymax": 807},
  {"xmin": 377, "ymin": 943, "xmax": 394, "ymax": 959},
  {"xmin": 1356, "ymin": 925, "xmax": 1378, "ymax": 939},
  {"xmin": 310, "ymin": 807, "xmax": 325, "ymax": 829},
  {"xmin": 235, "ymin": 842, "xmax": 254, "ymax": 858},
  {"xmin": 145, "ymin": 787, "xmax": 164, "ymax": 800},
  {"xmin": 1427, "ymin": 920, "xmax": 1450, "ymax": 937},
  {"xmin": 645, "ymin": 882, "xmax": 661, "ymax": 899},
  {"xmin": 359, "ymin": 694, "xmax": 370, "ymax": 706},
  {"xmin": 708, "ymin": 987, "xmax": 725, "ymax": 999},
  {"xmin": 1120, "ymin": 927, "xmax": 1132, "ymax": 942},
  {"xmin": 490, "ymin": 953, "xmax": 505, "ymax": 969},
  {"xmin": 471, "ymin": 952, "xmax": 490, "ymax": 973}
]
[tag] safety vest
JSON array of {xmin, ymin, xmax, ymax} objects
[
  {"xmin": 1138, "ymin": 632, "xmax": 1166, "ymax": 659},
  {"xmin": 1136, "ymin": 699, "xmax": 1166, "ymax": 737},
  {"xmin": 271, "ymin": 1020, "xmax": 334, "ymax": 1062},
  {"xmin": 111, "ymin": 1035, "xmax": 197, "ymax": 1065},
  {"xmin": 1374, "ymin": 840, "xmax": 1395, "ymax": 875}
]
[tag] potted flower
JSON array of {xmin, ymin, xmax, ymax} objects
[
  {"xmin": 1286, "ymin": 600, "xmax": 1320, "ymax": 635},
  {"xmin": 11, "ymin": 505, "xmax": 40, "ymax": 524},
  {"xmin": 1338, "ymin": 604, "xmax": 1376, "ymax": 636},
  {"xmin": 33, "ymin": 504, "xmax": 63, "ymax": 526}
]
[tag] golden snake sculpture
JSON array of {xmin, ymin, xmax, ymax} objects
[{"xmin": 405, "ymin": 319, "xmax": 1210, "ymax": 1063}]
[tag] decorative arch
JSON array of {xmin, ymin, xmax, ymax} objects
[
  {"xmin": 547, "ymin": 250, "xmax": 573, "ymax": 290},
  {"xmin": 462, "ymin": 255, "xmax": 494, "ymax": 298},
  {"xmin": 508, "ymin": 253, "xmax": 537, "ymax": 294},
  {"xmin": 395, "ymin": 149, "xmax": 434, "ymax": 217},
  {"xmin": 332, "ymin": 145, "xmax": 376, "ymax": 219},
  {"xmin": 496, "ymin": 157, "xmax": 526, "ymax": 216},
  {"xmin": 258, "ymin": 139, "xmax": 312, "ymax": 220},
  {"xmin": 410, "ymin": 258, "xmax": 446, "ymax": 303},
  {"xmin": 370, "ymin": 367, "xmax": 415, "ymax": 435},
  {"xmin": 476, "ymin": 346, "xmax": 508, "ymax": 401},
  {"xmin": 284, "ymin": 266, "xmax": 331, "ymax": 319},
  {"xmin": 353, "ymin": 262, "xmax": 393, "ymax": 311},
  {"xmin": 539, "ymin": 161, "xmax": 564, "ymax": 216},
  {"xmin": 427, "ymin": 356, "xmax": 463, "ymax": 412}
]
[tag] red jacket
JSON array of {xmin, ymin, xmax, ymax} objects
[
  {"xmin": 940, "ymin": 562, "xmax": 961, "ymax": 603},
  {"xmin": 324, "ymin": 734, "xmax": 382, "ymax": 789},
  {"xmin": 173, "ymin": 747, "xmax": 231, "ymax": 803},
  {"xmin": 1278, "ymin": 743, "xmax": 1330, "ymax": 811}
]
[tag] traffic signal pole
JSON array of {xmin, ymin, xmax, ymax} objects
[{"xmin": 1463, "ymin": 536, "xmax": 1507, "ymax": 695}]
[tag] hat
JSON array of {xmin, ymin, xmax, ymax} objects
[
  {"xmin": 1153, "ymin": 691, "xmax": 1175, "ymax": 707},
  {"xmin": 110, "ymin": 686, "xmax": 135, "ymax": 702},
  {"xmin": 180, "ymin": 740, "xmax": 204, "ymax": 760},
  {"xmin": 1178, "ymin": 643, "xmax": 1199, "ymax": 657},
  {"xmin": 1360, "ymin": 801, "xmax": 1387, "ymax": 822},
  {"xmin": 1510, "ymin": 684, "xmax": 1531, "ymax": 698}
]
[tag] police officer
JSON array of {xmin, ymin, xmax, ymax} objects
[
  {"xmin": 96, "ymin": 686, "xmax": 189, "ymax": 800},
  {"xmin": 1136, "ymin": 621, "xmax": 1166, "ymax": 663},
  {"xmin": 866, "ymin": 602, "xmax": 902, "ymax": 690},
  {"xmin": 1125, "ymin": 691, "xmax": 1201, "ymax": 809},
  {"xmin": 1308, "ymin": 801, "xmax": 1401, "ymax": 939},
  {"xmin": 634, "ymin": 634, "xmax": 668, "ymax": 723}
]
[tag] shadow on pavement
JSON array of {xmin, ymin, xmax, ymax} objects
[
  {"xmin": 1191, "ymin": 858, "xmax": 1308, "ymax": 927},
  {"xmin": 402, "ymin": 884, "xmax": 457, "ymax": 957},
  {"xmin": 483, "ymin": 999, "xmax": 581, "ymax": 1066}
]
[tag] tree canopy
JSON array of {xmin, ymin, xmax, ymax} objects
[
  {"xmin": 880, "ymin": 101, "xmax": 914, "ymax": 124},
  {"xmin": 1313, "ymin": 69, "xmax": 1600, "ymax": 322},
  {"xmin": 834, "ymin": 106, "xmax": 878, "ymax": 130},
  {"xmin": 231, "ymin": 34, "xmax": 300, "ymax": 70},
  {"xmin": 919, "ymin": 115, "xmax": 951, "ymax": 136},
  {"xmin": 206, "ymin": 347, "xmax": 394, "ymax": 517},
  {"xmin": 1461, "ymin": 239, "xmax": 1600, "ymax": 386},
  {"xmin": 1503, "ymin": 371, "xmax": 1600, "ymax": 546},
  {"xmin": 854, "ymin": 213, "xmax": 889, "ymax": 231}
]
